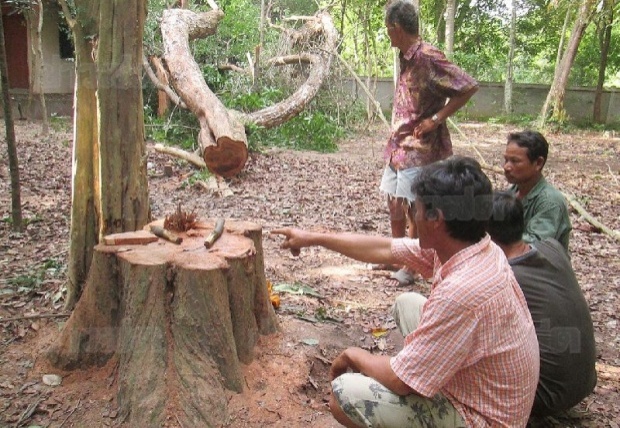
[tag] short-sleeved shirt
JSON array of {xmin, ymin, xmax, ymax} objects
[
  {"xmin": 389, "ymin": 235, "xmax": 539, "ymax": 427},
  {"xmin": 385, "ymin": 41, "xmax": 478, "ymax": 170},
  {"xmin": 510, "ymin": 239, "xmax": 597, "ymax": 416},
  {"xmin": 510, "ymin": 177, "xmax": 572, "ymax": 251}
]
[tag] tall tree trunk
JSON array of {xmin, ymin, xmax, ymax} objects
[
  {"xmin": 24, "ymin": 2, "xmax": 49, "ymax": 132},
  {"xmin": 540, "ymin": 0, "xmax": 596, "ymax": 125},
  {"xmin": 62, "ymin": 0, "xmax": 100, "ymax": 310},
  {"xmin": 0, "ymin": 10, "xmax": 22, "ymax": 232},
  {"xmin": 593, "ymin": 0, "xmax": 613, "ymax": 123},
  {"xmin": 34, "ymin": 0, "xmax": 48, "ymax": 133},
  {"xmin": 97, "ymin": 0, "xmax": 150, "ymax": 236},
  {"xmin": 504, "ymin": 0, "xmax": 516, "ymax": 115},
  {"xmin": 445, "ymin": 0, "xmax": 456, "ymax": 56},
  {"xmin": 62, "ymin": 0, "xmax": 150, "ymax": 309}
]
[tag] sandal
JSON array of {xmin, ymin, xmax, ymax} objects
[{"xmin": 390, "ymin": 268, "xmax": 416, "ymax": 286}]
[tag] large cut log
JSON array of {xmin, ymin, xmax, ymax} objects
[
  {"xmin": 47, "ymin": 219, "xmax": 279, "ymax": 427},
  {"xmin": 161, "ymin": 9, "xmax": 248, "ymax": 178}
]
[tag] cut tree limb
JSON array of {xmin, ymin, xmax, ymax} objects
[
  {"xmin": 142, "ymin": 54, "xmax": 187, "ymax": 109},
  {"xmin": 153, "ymin": 143, "xmax": 206, "ymax": 169},
  {"xmin": 239, "ymin": 12, "xmax": 339, "ymax": 128},
  {"xmin": 162, "ymin": 9, "xmax": 248, "ymax": 177},
  {"xmin": 158, "ymin": 10, "xmax": 338, "ymax": 176}
]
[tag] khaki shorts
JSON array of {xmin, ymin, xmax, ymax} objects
[{"xmin": 331, "ymin": 373, "xmax": 465, "ymax": 427}]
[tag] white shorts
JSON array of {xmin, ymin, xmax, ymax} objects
[{"xmin": 379, "ymin": 165, "xmax": 422, "ymax": 202}]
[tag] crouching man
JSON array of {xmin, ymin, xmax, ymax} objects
[
  {"xmin": 273, "ymin": 156, "xmax": 539, "ymax": 427},
  {"xmin": 488, "ymin": 191, "xmax": 596, "ymax": 417}
]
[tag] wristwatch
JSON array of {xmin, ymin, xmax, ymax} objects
[{"xmin": 431, "ymin": 113, "xmax": 441, "ymax": 124}]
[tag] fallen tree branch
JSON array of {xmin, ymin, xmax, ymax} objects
[
  {"xmin": 142, "ymin": 54, "xmax": 187, "ymax": 109},
  {"xmin": 596, "ymin": 362, "xmax": 620, "ymax": 382},
  {"xmin": 564, "ymin": 193, "xmax": 620, "ymax": 242},
  {"xmin": 0, "ymin": 312, "xmax": 70, "ymax": 323},
  {"xmin": 153, "ymin": 143, "xmax": 207, "ymax": 169},
  {"xmin": 218, "ymin": 63, "xmax": 250, "ymax": 74},
  {"xmin": 58, "ymin": 399, "xmax": 81, "ymax": 428},
  {"xmin": 333, "ymin": 51, "xmax": 390, "ymax": 129}
]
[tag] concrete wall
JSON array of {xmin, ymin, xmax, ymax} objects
[
  {"xmin": 345, "ymin": 78, "xmax": 620, "ymax": 125},
  {"xmin": 40, "ymin": 3, "xmax": 75, "ymax": 94}
]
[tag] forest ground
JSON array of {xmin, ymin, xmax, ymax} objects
[{"xmin": 0, "ymin": 119, "xmax": 619, "ymax": 427}]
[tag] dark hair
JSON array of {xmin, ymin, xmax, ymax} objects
[
  {"xmin": 385, "ymin": 0, "xmax": 419, "ymax": 36},
  {"xmin": 507, "ymin": 130, "xmax": 549, "ymax": 165},
  {"xmin": 488, "ymin": 191, "xmax": 524, "ymax": 245},
  {"xmin": 413, "ymin": 156, "xmax": 493, "ymax": 243}
]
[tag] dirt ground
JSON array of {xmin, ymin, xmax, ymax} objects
[{"xmin": 1, "ymin": 119, "xmax": 619, "ymax": 427}]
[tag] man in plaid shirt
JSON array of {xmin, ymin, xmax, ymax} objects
[{"xmin": 273, "ymin": 156, "xmax": 539, "ymax": 427}]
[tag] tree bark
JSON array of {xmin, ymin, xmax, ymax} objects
[
  {"xmin": 62, "ymin": 0, "xmax": 150, "ymax": 308},
  {"xmin": 445, "ymin": 0, "xmax": 456, "ymax": 57},
  {"xmin": 504, "ymin": 0, "xmax": 516, "ymax": 115},
  {"xmin": 0, "ymin": 8, "xmax": 22, "ymax": 231},
  {"xmin": 65, "ymin": 31, "xmax": 99, "ymax": 310},
  {"xmin": 540, "ymin": 0, "xmax": 596, "ymax": 125},
  {"xmin": 48, "ymin": 219, "xmax": 279, "ymax": 426},
  {"xmin": 593, "ymin": 1, "xmax": 613, "ymax": 123},
  {"xmin": 97, "ymin": 0, "xmax": 150, "ymax": 236}
]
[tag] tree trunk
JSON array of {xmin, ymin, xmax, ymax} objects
[
  {"xmin": 62, "ymin": 0, "xmax": 150, "ymax": 308},
  {"xmin": 540, "ymin": 0, "xmax": 596, "ymax": 125},
  {"xmin": 97, "ymin": 0, "xmax": 150, "ymax": 236},
  {"xmin": 593, "ymin": 1, "xmax": 613, "ymax": 123},
  {"xmin": 504, "ymin": 0, "xmax": 516, "ymax": 115},
  {"xmin": 445, "ymin": 0, "xmax": 456, "ymax": 57},
  {"xmin": 48, "ymin": 219, "xmax": 279, "ymax": 426},
  {"xmin": 0, "ymin": 9, "xmax": 22, "ymax": 232},
  {"xmin": 25, "ymin": 1, "xmax": 49, "ymax": 132}
]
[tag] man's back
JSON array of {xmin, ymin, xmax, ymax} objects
[{"xmin": 509, "ymin": 238, "xmax": 597, "ymax": 416}]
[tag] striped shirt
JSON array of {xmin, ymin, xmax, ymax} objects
[{"xmin": 390, "ymin": 235, "xmax": 539, "ymax": 427}]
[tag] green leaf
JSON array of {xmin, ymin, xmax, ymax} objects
[
  {"xmin": 272, "ymin": 282, "xmax": 324, "ymax": 298},
  {"xmin": 300, "ymin": 338, "xmax": 319, "ymax": 346}
]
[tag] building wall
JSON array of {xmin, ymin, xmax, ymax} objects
[
  {"xmin": 40, "ymin": 2, "xmax": 75, "ymax": 94},
  {"xmin": 346, "ymin": 78, "xmax": 620, "ymax": 125}
]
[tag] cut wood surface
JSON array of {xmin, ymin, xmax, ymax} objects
[
  {"xmin": 161, "ymin": 9, "xmax": 248, "ymax": 178},
  {"xmin": 102, "ymin": 230, "xmax": 158, "ymax": 246},
  {"xmin": 47, "ymin": 218, "xmax": 279, "ymax": 427}
]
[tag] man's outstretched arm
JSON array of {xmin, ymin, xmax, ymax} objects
[{"xmin": 272, "ymin": 228, "xmax": 396, "ymax": 266}]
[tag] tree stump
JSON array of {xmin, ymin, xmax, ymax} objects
[{"xmin": 47, "ymin": 219, "xmax": 279, "ymax": 427}]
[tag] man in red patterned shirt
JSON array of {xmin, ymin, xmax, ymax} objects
[
  {"xmin": 380, "ymin": 0, "xmax": 478, "ymax": 285},
  {"xmin": 273, "ymin": 156, "xmax": 539, "ymax": 427}
]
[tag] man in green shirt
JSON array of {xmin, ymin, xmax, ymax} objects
[{"xmin": 503, "ymin": 130, "xmax": 572, "ymax": 251}]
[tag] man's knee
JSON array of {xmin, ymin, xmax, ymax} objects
[
  {"xmin": 392, "ymin": 292, "xmax": 427, "ymax": 336},
  {"xmin": 329, "ymin": 391, "xmax": 360, "ymax": 428}
]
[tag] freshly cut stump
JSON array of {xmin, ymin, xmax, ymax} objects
[{"xmin": 47, "ymin": 219, "xmax": 279, "ymax": 427}]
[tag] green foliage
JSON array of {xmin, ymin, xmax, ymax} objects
[
  {"xmin": 143, "ymin": 99, "xmax": 200, "ymax": 152},
  {"xmin": 247, "ymin": 110, "xmax": 345, "ymax": 153},
  {"xmin": 180, "ymin": 169, "xmax": 213, "ymax": 189}
]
